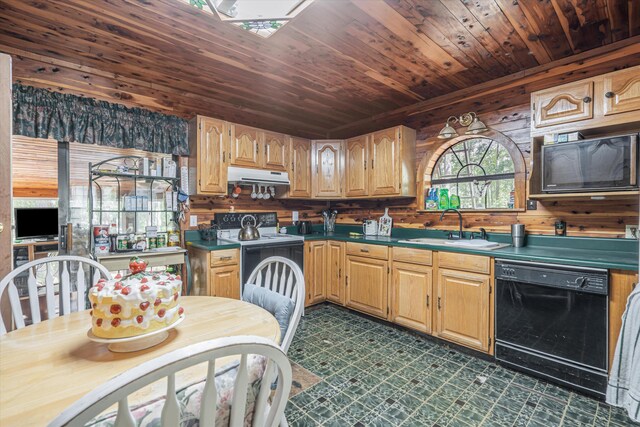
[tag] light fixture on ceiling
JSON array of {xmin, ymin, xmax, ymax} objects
[
  {"xmin": 216, "ymin": 0, "xmax": 238, "ymax": 17},
  {"xmin": 437, "ymin": 112, "xmax": 489, "ymax": 139}
]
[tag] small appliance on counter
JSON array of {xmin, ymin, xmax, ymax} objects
[
  {"xmin": 363, "ymin": 220, "xmax": 377, "ymax": 236},
  {"xmin": 297, "ymin": 221, "xmax": 313, "ymax": 235}
]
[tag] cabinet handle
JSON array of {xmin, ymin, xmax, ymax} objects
[
  {"xmin": 360, "ymin": 248, "xmax": 369, "ymax": 253},
  {"xmin": 256, "ymin": 145, "xmax": 259, "ymax": 154},
  {"xmin": 426, "ymin": 295, "xmax": 429, "ymax": 307},
  {"xmin": 583, "ymin": 96, "xmax": 592, "ymax": 103},
  {"xmin": 219, "ymin": 256, "xmax": 232, "ymax": 261},
  {"xmin": 371, "ymin": 159, "xmax": 374, "ymax": 169},
  {"xmin": 345, "ymin": 275, "xmax": 349, "ymax": 286},
  {"xmin": 338, "ymin": 268, "xmax": 341, "ymax": 278},
  {"xmin": 605, "ymin": 91, "xmax": 615, "ymax": 99},
  {"xmin": 222, "ymin": 151, "xmax": 226, "ymax": 163},
  {"xmin": 364, "ymin": 160, "xmax": 367, "ymax": 170},
  {"xmin": 437, "ymin": 297, "xmax": 441, "ymax": 310}
]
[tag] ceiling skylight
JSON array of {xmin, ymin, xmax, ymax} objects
[{"xmin": 180, "ymin": 0, "xmax": 312, "ymax": 37}]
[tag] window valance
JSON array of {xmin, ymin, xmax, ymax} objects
[{"xmin": 12, "ymin": 84, "xmax": 189, "ymax": 155}]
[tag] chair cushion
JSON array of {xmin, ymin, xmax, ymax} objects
[
  {"xmin": 242, "ymin": 284, "xmax": 294, "ymax": 343},
  {"xmin": 86, "ymin": 355, "xmax": 267, "ymax": 426}
]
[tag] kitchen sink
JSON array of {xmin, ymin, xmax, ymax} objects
[{"xmin": 397, "ymin": 237, "xmax": 509, "ymax": 250}]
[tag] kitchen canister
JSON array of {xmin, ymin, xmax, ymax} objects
[{"xmin": 511, "ymin": 224, "xmax": 525, "ymax": 247}]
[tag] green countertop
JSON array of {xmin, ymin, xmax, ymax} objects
[
  {"xmin": 300, "ymin": 226, "xmax": 639, "ymax": 271},
  {"xmin": 184, "ymin": 227, "xmax": 638, "ymax": 271}
]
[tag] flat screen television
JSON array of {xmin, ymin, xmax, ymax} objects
[{"xmin": 14, "ymin": 208, "xmax": 59, "ymax": 240}]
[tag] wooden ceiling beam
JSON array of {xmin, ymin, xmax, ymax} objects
[{"xmin": 328, "ymin": 36, "xmax": 640, "ymax": 138}]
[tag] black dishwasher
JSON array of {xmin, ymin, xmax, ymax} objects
[{"xmin": 495, "ymin": 259, "xmax": 609, "ymax": 398}]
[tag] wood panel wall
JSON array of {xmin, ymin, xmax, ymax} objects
[{"xmin": 184, "ymin": 100, "xmax": 638, "ymax": 238}]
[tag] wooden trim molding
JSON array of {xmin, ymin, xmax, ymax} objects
[
  {"xmin": 416, "ymin": 130, "xmax": 526, "ymax": 211},
  {"xmin": 0, "ymin": 53, "xmax": 13, "ymax": 330}
]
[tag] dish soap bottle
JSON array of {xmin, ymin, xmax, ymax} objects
[
  {"xmin": 450, "ymin": 194, "xmax": 460, "ymax": 209},
  {"xmin": 438, "ymin": 188, "xmax": 449, "ymax": 210}
]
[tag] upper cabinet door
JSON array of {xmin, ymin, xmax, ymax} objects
[
  {"xmin": 603, "ymin": 67, "xmax": 640, "ymax": 116},
  {"xmin": 230, "ymin": 124, "xmax": 261, "ymax": 168},
  {"xmin": 289, "ymin": 137, "xmax": 312, "ymax": 198},
  {"xmin": 198, "ymin": 117, "xmax": 228, "ymax": 194},
  {"xmin": 313, "ymin": 140, "xmax": 343, "ymax": 198},
  {"xmin": 345, "ymin": 135, "xmax": 369, "ymax": 197},
  {"xmin": 263, "ymin": 131, "xmax": 288, "ymax": 171},
  {"xmin": 369, "ymin": 128, "xmax": 400, "ymax": 196},
  {"xmin": 532, "ymin": 81, "xmax": 594, "ymax": 128}
]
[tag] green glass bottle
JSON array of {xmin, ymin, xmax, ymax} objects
[{"xmin": 438, "ymin": 188, "xmax": 449, "ymax": 210}]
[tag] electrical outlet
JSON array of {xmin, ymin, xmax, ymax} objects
[
  {"xmin": 526, "ymin": 200, "xmax": 538, "ymax": 210},
  {"xmin": 626, "ymin": 225, "xmax": 639, "ymax": 239},
  {"xmin": 189, "ymin": 215, "xmax": 198, "ymax": 227},
  {"xmin": 292, "ymin": 211, "xmax": 299, "ymax": 222}
]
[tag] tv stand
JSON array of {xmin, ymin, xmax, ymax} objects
[{"xmin": 13, "ymin": 240, "xmax": 59, "ymax": 268}]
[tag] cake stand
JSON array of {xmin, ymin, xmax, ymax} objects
[{"xmin": 87, "ymin": 314, "xmax": 185, "ymax": 353}]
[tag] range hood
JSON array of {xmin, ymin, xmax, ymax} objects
[{"xmin": 227, "ymin": 166, "xmax": 290, "ymax": 185}]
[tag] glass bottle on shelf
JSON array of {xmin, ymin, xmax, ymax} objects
[{"xmin": 167, "ymin": 219, "xmax": 180, "ymax": 247}]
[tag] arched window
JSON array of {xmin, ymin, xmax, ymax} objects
[{"xmin": 429, "ymin": 136, "xmax": 519, "ymax": 210}]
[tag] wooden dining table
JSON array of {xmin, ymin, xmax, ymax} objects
[{"xmin": 0, "ymin": 296, "xmax": 281, "ymax": 426}]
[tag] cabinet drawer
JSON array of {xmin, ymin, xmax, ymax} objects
[
  {"xmin": 346, "ymin": 242, "xmax": 389, "ymax": 260},
  {"xmin": 393, "ymin": 247, "xmax": 432, "ymax": 266},
  {"xmin": 438, "ymin": 252, "xmax": 490, "ymax": 274},
  {"xmin": 210, "ymin": 249, "xmax": 239, "ymax": 266}
]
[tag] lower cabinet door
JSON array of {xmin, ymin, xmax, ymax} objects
[
  {"xmin": 326, "ymin": 241, "xmax": 345, "ymax": 305},
  {"xmin": 210, "ymin": 265, "xmax": 240, "ymax": 299},
  {"xmin": 345, "ymin": 255, "xmax": 388, "ymax": 319},
  {"xmin": 304, "ymin": 241, "xmax": 326, "ymax": 307},
  {"xmin": 436, "ymin": 268, "xmax": 490, "ymax": 352},
  {"xmin": 391, "ymin": 262, "xmax": 432, "ymax": 333}
]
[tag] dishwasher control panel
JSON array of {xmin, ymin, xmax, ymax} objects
[{"xmin": 495, "ymin": 261, "xmax": 608, "ymax": 295}]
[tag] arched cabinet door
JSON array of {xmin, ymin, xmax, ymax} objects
[
  {"xmin": 369, "ymin": 128, "xmax": 401, "ymax": 196},
  {"xmin": 603, "ymin": 67, "xmax": 640, "ymax": 116},
  {"xmin": 312, "ymin": 140, "xmax": 344, "ymax": 198},
  {"xmin": 289, "ymin": 137, "xmax": 312, "ymax": 198},
  {"xmin": 345, "ymin": 135, "xmax": 369, "ymax": 197},
  {"xmin": 532, "ymin": 80, "xmax": 594, "ymax": 128},
  {"xmin": 263, "ymin": 131, "xmax": 288, "ymax": 171},
  {"xmin": 230, "ymin": 124, "xmax": 261, "ymax": 168},
  {"xmin": 197, "ymin": 117, "xmax": 228, "ymax": 195}
]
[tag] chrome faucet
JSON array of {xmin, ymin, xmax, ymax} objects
[{"xmin": 440, "ymin": 208, "xmax": 464, "ymax": 240}]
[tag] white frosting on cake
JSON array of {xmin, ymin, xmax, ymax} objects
[{"xmin": 89, "ymin": 271, "xmax": 183, "ymax": 338}]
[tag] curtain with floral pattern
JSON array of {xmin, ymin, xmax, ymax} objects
[{"xmin": 12, "ymin": 84, "xmax": 189, "ymax": 155}]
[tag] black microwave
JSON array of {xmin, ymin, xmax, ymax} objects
[{"xmin": 542, "ymin": 133, "xmax": 638, "ymax": 193}]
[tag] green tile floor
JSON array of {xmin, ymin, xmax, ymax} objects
[{"xmin": 286, "ymin": 304, "xmax": 639, "ymax": 427}]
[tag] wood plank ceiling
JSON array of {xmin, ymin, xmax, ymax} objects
[{"xmin": 0, "ymin": 0, "xmax": 638, "ymax": 139}]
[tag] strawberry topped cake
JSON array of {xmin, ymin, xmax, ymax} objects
[{"xmin": 89, "ymin": 257, "xmax": 184, "ymax": 339}]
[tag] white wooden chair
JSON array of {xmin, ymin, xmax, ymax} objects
[
  {"xmin": 0, "ymin": 255, "xmax": 111, "ymax": 334},
  {"xmin": 48, "ymin": 335, "xmax": 293, "ymax": 427},
  {"xmin": 244, "ymin": 256, "xmax": 305, "ymax": 354}
]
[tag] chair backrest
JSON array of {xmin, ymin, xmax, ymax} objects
[
  {"xmin": 244, "ymin": 256, "xmax": 305, "ymax": 354},
  {"xmin": 48, "ymin": 335, "xmax": 292, "ymax": 427},
  {"xmin": 0, "ymin": 255, "xmax": 111, "ymax": 334}
]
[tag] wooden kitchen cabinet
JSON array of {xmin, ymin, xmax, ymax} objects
[
  {"xmin": 326, "ymin": 241, "xmax": 345, "ymax": 305},
  {"xmin": 532, "ymin": 80, "xmax": 594, "ymax": 128},
  {"xmin": 369, "ymin": 126, "xmax": 416, "ymax": 197},
  {"xmin": 530, "ymin": 65, "xmax": 640, "ymax": 137},
  {"xmin": 304, "ymin": 241, "xmax": 326, "ymax": 307},
  {"xmin": 188, "ymin": 247, "xmax": 240, "ymax": 299},
  {"xmin": 603, "ymin": 67, "xmax": 640, "ymax": 116},
  {"xmin": 230, "ymin": 124, "xmax": 262, "ymax": 168},
  {"xmin": 391, "ymin": 261, "xmax": 432, "ymax": 333},
  {"xmin": 345, "ymin": 255, "xmax": 388, "ymax": 319},
  {"xmin": 345, "ymin": 135, "xmax": 369, "ymax": 197},
  {"xmin": 436, "ymin": 268, "xmax": 490, "ymax": 353},
  {"xmin": 188, "ymin": 116, "xmax": 229, "ymax": 195},
  {"xmin": 288, "ymin": 137, "xmax": 312, "ymax": 198},
  {"xmin": 312, "ymin": 140, "xmax": 344, "ymax": 198},
  {"xmin": 209, "ymin": 264, "xmax": 240, "ymax": 299},
  {"xmin": 262, "ymin": 131, "xmax": 288, "ymax": 172}
]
